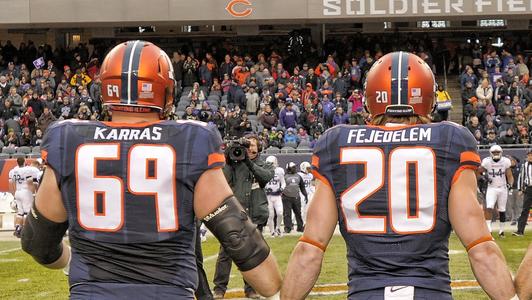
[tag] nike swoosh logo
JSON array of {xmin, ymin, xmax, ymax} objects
[{"xmin": 390, "ymin": 286, "xmax": 409, "ymax": 293}]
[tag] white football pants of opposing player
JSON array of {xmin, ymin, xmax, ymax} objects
[
  {"xmin": 267, "ymin": 195, "xmax": 283, "ymax": 236},
  {"xmin": 485, "ymin": 186, "xmax": 508, "ymax": 233},
  {"xmin": 301, "ymin": 191, "xmax": 314, "ymax": 223}
]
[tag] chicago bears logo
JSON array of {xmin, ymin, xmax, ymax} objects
[{"xmin": 225, "ymin": 0, "xmax": 253, "ymax": 17}]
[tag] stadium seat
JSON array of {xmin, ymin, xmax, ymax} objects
[
  {"xmin": 247, "ymin": 115, "xmax": 258, "ymax": 121},
  {"xmin": 182, "ymin": 87, "xmax": 192, "ymax": 95},
  {"xmin": 0, "ymin": 153, "xmax": 10, "ymax": 160},
  {"xmin": 17, "ymin": 146, "xmax": 31, "ymax": 154},
  {"xmin": 284, "ymin": 141, "xmax": 298, "ymax": 149},
  {"xmin": 179, "ymin": 96, "xmax": 191, "ymax": 103},
  {"xmin": 31, "ymin": 146, "xmax": 40, "ymax": 154},
  {"xmin": 0, "ymin": 141, "xmax": 4, "ymax": 149},
  {"xmin": 27, "ymin": 153, "xmax": 41, "ymax": 159},
  {"xmin": 2, "ymin": 147, "xmax": 16, "ymax": 155},
  {"xmin": 296, "ymin": 146, "xmax": 312, "ymax": 153},
  {"xmin": 264, "ymin": 147, "xmax": 281, "ymax": 154},
  {"xmin": 11, "ymin": 153, "xmax": 26, "ymax": 159},
  {"xmin": 281, "ymin": 146, "xmax": 296, "ymax": 153},
  {"xmin": 176, "ymin": 111, "xmax": 185, "ymax": 119},
  {"xmin": 200, "ymin": 86, "xmax": 210, "ymax": 96},
  {"xmin": 298, "ymin": 140, "xmax": 311, "ymax": 148},
  {"xmin": 210, "ymin": 91, "xmax": 222, "ymax": 97},
  {"xmin": 207, "ymin": 95, "xmax": 220, "ymax": 102}
]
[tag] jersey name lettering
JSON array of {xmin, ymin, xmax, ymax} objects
[
  {"xmin": 93, "ymin": 127, "xmax": 162, "ymax": 141},
  {"xmin": 346, "ymin": 127, "xmax": 432, "ymax": 144}
]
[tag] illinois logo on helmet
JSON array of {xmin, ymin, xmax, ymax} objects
[
  {"xmin": 100, "ymin": 40, "xmax": 175, "ymax": 118},
  {"xmin": 364, "ymin": 51, "xmax": 436, "ymax": 118}
]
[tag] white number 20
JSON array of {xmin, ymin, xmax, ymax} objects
[
  {"xmin": 76, "ymin": 144, "xmax": 178, "ymax": 232},
  {"xmin": 340, "ymin": 147, "xmax": 436, "ymax": 234},
  {"xmin": 376, "ymin": 91, "xmax": 388, "ymax": 103},
  {"xmin": 107, "ymin": 85, "xmax": 119, "ymax": 98}
]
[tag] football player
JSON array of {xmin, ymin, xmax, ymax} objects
[
  {"xmin": 265, "ymin": 156, "xmax": 286, "ymax": 237},
  {"xmin": 281, "ymin": 52, "xmax": 516, "ymax": 299},
  {"xmin": 282, "ymin": 162, "xmax": 308, "ymax": 233},
  {"xmin": 515, "ymin": 244, "xmax": 532, "ymax": 300},
  {"xmin": 21, "ymin": 41, "xmax": 281, "ymax": 299},
  {"xmin": 478, "ymin": 145, "xmax": 514, "ymax": 236},
  {"xmin": 298, "ymin": 161, "xmax": 314, "ymax": 222},
  {"xmin": 9, "ymin": 157, "xmax": 35, "ymax": 238}
]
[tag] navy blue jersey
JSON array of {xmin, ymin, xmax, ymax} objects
[
  {"xmin": 41, "ymin": 119, "xmax": 225, "ymax": 291},
  {"xmin": 311, "ymin": 122, "xmax": 480, "ymax": 295}
]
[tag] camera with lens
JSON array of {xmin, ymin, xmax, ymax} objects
[{"xmin": 224, "ymin": 137, "xmax": 251, "ymax": 162}]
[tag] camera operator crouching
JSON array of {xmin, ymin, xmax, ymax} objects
[{"xmin": 212, "ymin": 135, "xmax": 274, "ymax": 299}]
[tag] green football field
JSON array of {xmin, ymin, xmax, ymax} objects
[{"xmin": 0, "ymin": 232, "xmax": 530, "ymax": 299}]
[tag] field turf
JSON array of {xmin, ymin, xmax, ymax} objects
[{"xmin": 0, "ymin": 232, "xmax": 529, "ymax": 299}]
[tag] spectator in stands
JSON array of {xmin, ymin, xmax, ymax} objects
[
  {"xmin": 483, "ymin": 130, "xmax": 499, "ymax": 146},
  {"xmin": 76, "ymin": 103, "xmax": 91, "ymax": 120},
  {"xmin": 225, "ymin": 107, "xmax": 242, "ymax": 138},
  {"xmin": 199, "ymin": 58, "xmax": 214, "ymax": 88},
  {"xmin": 298, "ymin": 105, "xmax": 315, "ymax": 133},
  {"xmin": 332, "ymin": 106, "xmax": 349, "ymax": 126},
  {"xmin": 283, "ymin": 128, "xmax": 298, "ymax": 145},
  {"xmin": 1, "ymin": 100, "xmax": 19, "ymax": 120},
  {"xmin": 218, "ymin": 55, "xmax": 235, "ymax": 80},
  {"xmin": 211, "ymin": 77, "xmax": 222, "ymax": 95},
  {"xmin": 31, "ymin": 128, "xmax": 43, "ymax": 147},
  {"xmin": 70, "ymin": 68, "xmax": 91, "ymax": 88},
  {"xmin": 227, "ymin": 81, "xmax": 246, "ymax": 108},
  {"xmin": 183, "ymin": 55, "xmax": 198, "ymax": 87},
  {"xmin": 7, "ymin": 86, "xmax": 22, "ymax": 112},
  {"xmin": 259, "ymin": 104, "xmax": 277, "ymax": 130},
  {"xmin": 4, "ymin": 128, "xmax": 18, "ymax": 148},
  {"xmin": 500, "ymin": 128, "xmax": 518, "ymax": 144},
  {"xmin": 245, "ymin": 87, "xmax": 259, "ymax": 115},
  {"xmin": 26, "ymin": 92, "xmax": 44, "ymax": 118},
  {"xmin": 460, "ymin": 66, "xmax": 478, "ymax": 90},
  {"xmin": 297, "ymin": 127, "xmax": 310, "ymax": 145},
  {"xmin": 466, "ymin": 116, "xmax": 483, "ymax": 137},
  {"xmin": 18, "ymin": 126, "xmax": 32, "ymax": 147},
  {"xmin": 183, "ymin": 106, "xmax": 197, "ymax": 121},
  {"xmin": 269, "ymin": 130, "xmax": 284, "ymax": 149},
  {"xmin": 279, "ymin": 102, "xmax": 297, "ymax": 129},
  {"xmin": 188, "ymin": 82, "xmax": 206, "ymax": 102},
  {"xmin": 0, "ymin": 76, "xmax": 11, "ymax": 96},
  {"xmin": 477, "ymin": 78, "xmax": 493, "ymax": 103},
  {"xmin": 305, "ymin": 68, "xmax": 318, "ymax": 90}
]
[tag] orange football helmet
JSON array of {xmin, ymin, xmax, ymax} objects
[
  {"xmin": 364, "ymin": 51, "xmax": 436, "ymax": 117},
  {"xmin": 100, "ymin": 40, "xmax": 174, "ymax": 116}
]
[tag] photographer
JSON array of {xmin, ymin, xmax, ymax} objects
[{"xmin": 213, "ymin": 135, "xmax": 274, "ymax": 299}]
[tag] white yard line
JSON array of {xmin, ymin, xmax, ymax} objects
[
  {"xmin": 0, "ymin": 247, "xmax": 20, "ymax": 254},
  {"xmin": 204, "ymin": 254, "xmax": 218, "ymax": 262}
]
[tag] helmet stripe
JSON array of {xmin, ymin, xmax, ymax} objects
[
  {"xmin": 129, "ymin": 41, "xmax": 145, "ymax": 104},
  {"xmin": 120, "ymin": 40, "xmax": 144, "ymax": 105},
  {"xmin": 390, "ymin": 52, "xmax": 400, "ymax": 105},
  {"xmin": 399, "ymin": 51, "xmax": 410, "ymax": 105},
  {"xmin": 120, "ymin": 41, "xmax": 136, "ymax": 104}
]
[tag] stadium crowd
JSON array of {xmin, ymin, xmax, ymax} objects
[
  {"xmin": 459, "ymin": 46, "xmax": 532, "ymax": 146},
  {"xmin": 0, "ymin": 36, "xmax": 531, "ymax": 153}
]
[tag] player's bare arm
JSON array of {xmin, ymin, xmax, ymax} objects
[
  {"xmin": 21, "ymin": 167, "xmax": 70, "ymax": 270},
  {"xmin": 449, "ymin": 169, "xmax": 516, "ymax": 299},
  {"xmin": 281, "ymin": 180, "xmax": 338, "ymax": 300},
  {"xmin": 506, "ymin": 168, "xmax": 514, "ymax": 187},
  {"xmin": 194, "ymin": 168, "xmax": 282, "ymax": 297},
  {"xmin": 515, "ymin": 244, "xmax": 532, "ymax": 300}
]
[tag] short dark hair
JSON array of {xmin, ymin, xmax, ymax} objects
[{"xmin": 17, "ymin": 157, "xmax": 25, "ymax": 167}]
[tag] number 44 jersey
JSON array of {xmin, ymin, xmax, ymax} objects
[
  {"xmin": 311, "ymin": 122, "xmax": 480, "ymax": 295},
  {"xmin": 41, "ymin": 119, "xmax": 225, "ymax": 290}
]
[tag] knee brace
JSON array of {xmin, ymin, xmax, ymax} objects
[
  {"xmin": 499, "ymin": 211, "xmax": 506, "ymax": 222},
  {"xmin": 21, "ymin": 203, "xmax": 69, "ymax": 265},
  {"xmin": 202, "ymin": 196, "xmax": 270, "ymax": 271}
]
